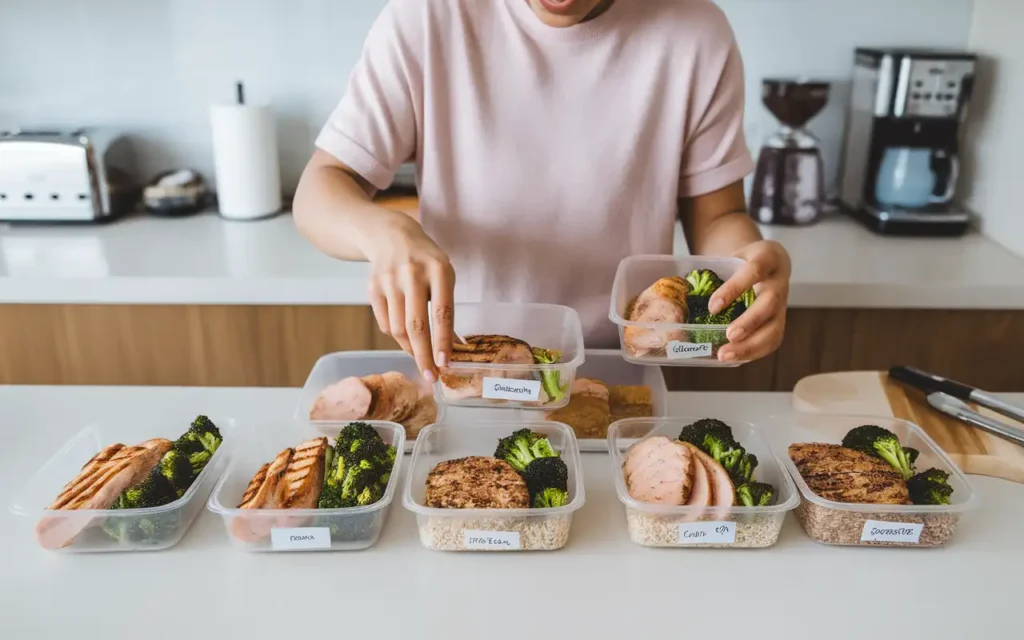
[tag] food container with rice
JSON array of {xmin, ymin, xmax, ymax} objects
[
  {"xmin": 208, "ymin": 420, "xmax": 404, "ymax": 552},
  {"xmin": 771, "ymin": 413, "xmax": 978, "ymax": 547},
  {"xmin": 298, "ymin": 351, "xmax": 440, "ymax": 447},
  {"xmin": 608, "ymin": 417, "xmax": 798, "ymax": 548},
  {"xmin": 403, "ymin": 419, "xmax": 584, "ymax": 551},
  {"xmin": 9, "ymin": 415, "xmax": 233, "ymax": 552},
  {"xmin": 609, "ymin": 255, "xmax": 756, "ymax": 367},
  {"xmin": 433, "ymin": 302, "xmax": 585, "ymax": 410}
]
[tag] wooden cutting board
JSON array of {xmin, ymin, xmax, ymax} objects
[{"xmin": 792, "ymin": 371, "xmax": 1024, "ymax": 483}]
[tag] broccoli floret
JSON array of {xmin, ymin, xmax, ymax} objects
[
  {"xmin": 188, "ymin": 415, "xmax": 223, "ymax": 453},
  {"xmin": 905, "ymin": 447, "xmax": 920, "ymax": 470},
  {"xmin": 335, "ymin": 422, "xmax": 387, "ymax": 460},
  {"xmin": 158, "ymin": 450, "xmax": 193, "ymax": 497},
  {"xmin": 733, "ymin": 452, "xmax": 759, "ymax": 485},
  {"xmin": 522, "ymin": 456, "xmax": 569, "ymax": 507},
  {"xmin": 678, "ymin": 418, "xmax": 754, "ymax": 481},
  {"xmin": 678, "ymin": 418, "xmax": 735, "ymax": 447},
  {"xmin": 842, "ymin": 425, "xmax": 915, "ymax": 479},
  {"xmin": 907, "ymin": 467, "xmax": 954, "ymax": 505},
  {"xmin": 736, "ymin": 482, "xmax": 776, "ymax": 507},
  {"xmin": 532, "ymin": 347, "xmax": 566, "ymax": 403},
  {"xmin": 171, "ymin": 415, "xmax": 222, "ymax": 479},
  {"xmin": 111, "ymin": 466, "xmax": 178, "ymax": 510},
  {"xmin": 685, "ymin": 269, "xmax": 724, "ymax": 297},
  {"xmin": 494, "ymin": 428, "xmax": 557, "ymax": 472}
]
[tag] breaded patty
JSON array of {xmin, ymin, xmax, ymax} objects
[{"xmin": 424, "ymin": 456, "xmax": 530, "ymax": 509}]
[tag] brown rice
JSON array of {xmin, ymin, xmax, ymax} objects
[
  {"xmin": 625, "ymin": 509, "xmax": 784, "ymax": 548},
  {"xmin": 417, "ymin": 514, "xmax": 572, "ymax": 551}
]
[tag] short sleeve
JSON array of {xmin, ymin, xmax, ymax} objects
[
  {"xmin": 678, "ymin": 33, "xmax": 755, "ymax": 198},
  {"xmin": 315, "ymin": 3, "xmax": 422, "ymax": 191}
]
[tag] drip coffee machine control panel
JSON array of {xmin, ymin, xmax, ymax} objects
[{"xmin": 896, "ymin": 59, "xmax": 975, "ymax": 119}]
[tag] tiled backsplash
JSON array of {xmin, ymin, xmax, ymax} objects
[{"xmin": 0, "ymin": 0, "xmax": 974, "ymax": 194}]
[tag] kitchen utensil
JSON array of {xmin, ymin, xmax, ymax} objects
[
  {"xmin": 143, "ymin": 169, "xmax": 209, "ymax": 217},
  {"xmin": 209, "ymin": 81, "xmax": 282, "ymax": 220},
  {"xmin": 888, "ymin": 365, "xmax": 1024, "ymax": 424},
  {"xmin": 927, "ymin": 392, "xmax": 1024, "ymax": 448},
  {"xmin": 838, "ymin": 48, "xmax": 976, "ymax": 236},
  {"xmin": 749, "ymin": 78, "xmax": 829, "ymax": 226},
  {"xmin": 792, "ymin": 370, "xmax": 1024, "ymax": 482},
  {"xmin": 0, "ymin": 129, "xmax": 139, "ymax": 222}
]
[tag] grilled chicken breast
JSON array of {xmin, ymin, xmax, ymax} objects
[
  {"xmin": 403, "ymin": 396, "xmax": 438, "ymax": 438},
  {"xmin": 679, "ymin": 443, "xmax": 713, "ymax": 507},
  {"xmin": 374, "ymin": 372, "xmax": 419, "ymax": 422},
  {"xmin": 624, "ymin": 277, "xmax": 690, "ymax": 356},
  {"xmin": 689, "ymin": 444, "xmax": 735, "ymax": 509},
  {"xmin": 789, "ymin": 443, "xmax": 910, "ymax": 505},
  {"xmin": 623, "ymin": 436, "xmax": 694, "ymax": 505},
  {"xmin": 280, "ymin": 437, "xmax": 328, "ymax": 509},
  {"xmin": 232, "ymin": 447, "xmax": 296, "ymax": 542},
  {"xmin": 440, "ymin": 335, "xmax": 536, "ymax": 400},
  {"xmin": 37, "ymin": 438, "xmax": 173, "ymax": 549},
  {"xmin": 424, "ymin": 456, "xmax": 529, "ymax": 509}
]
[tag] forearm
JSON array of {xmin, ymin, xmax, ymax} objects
[
  {"xmin": 293, "ymin": 152, "xmax": 400, "ymax": 262},
  {"xmin": 679, "ymin": 180, "xmax": 763, "ymax": 256}
]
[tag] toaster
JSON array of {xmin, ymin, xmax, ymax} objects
[{"xmin": 0, "ymin": 129, "xmax": 139, "ymax": 222}]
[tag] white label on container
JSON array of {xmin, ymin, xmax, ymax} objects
[
  {"xmin": 482, "ymin": 377, "xmax": 541, "ymax": 401},
  {"xmin": 666, "ymin": 341, "xmax": 712, "ymax": 360},
  {"xmin": 860, "ymin": 520, "xmax": 923, "ymax": 544},
  {"xmin": 463, "ymin": 530, "xmax": 521, "ymax": 550},
  {"xmin": 270, "ymin": 527, "xmax": 331, "ymax": 550},
  {"xmin": 677, "ymin": 521, "xmax": 736, "ymax": 544}
]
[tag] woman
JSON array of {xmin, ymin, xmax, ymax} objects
[{"xmin": 294, "ymin": 0, "xmax": 791, "ymax": 382}]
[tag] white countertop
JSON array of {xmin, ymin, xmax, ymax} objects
[
  {"xmin": 2, "ymin": 210, "xmax": 1024, "ymax": 308},
  {"xmin": 2, "ymin": 385, "xmax": 1021, "ymax": 638}
]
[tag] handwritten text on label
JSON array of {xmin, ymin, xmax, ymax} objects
[
  {"xmin": 482, "ymin": 377, "xmax": 541, "ymax": 401},
  {"xmin": 666, "ymin": 341, "xmax": 713, "ymax": 360},
  {"xmin": 463, "ymin": 530, "xmax": 522, "ymax": 550}
]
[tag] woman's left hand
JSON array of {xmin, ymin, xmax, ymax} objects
[{"xmin": 708, "ymin": 239, "xmax": 791, "ymax": 363}]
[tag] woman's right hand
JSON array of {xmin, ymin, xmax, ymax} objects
[{"xmin": 362, "ymin": 211, "xmax": 455, "ymax": 383}]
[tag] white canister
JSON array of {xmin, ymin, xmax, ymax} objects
[{"xmin": 209, "ymin": 103, "xmax": 282, "ymax": 220}]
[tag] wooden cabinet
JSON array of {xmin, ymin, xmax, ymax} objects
[{"xmin": 1, "ymin": 304, "xmax": 1021, "ymax": 390}]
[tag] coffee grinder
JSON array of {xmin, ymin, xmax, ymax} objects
[{"xmin": 837, "ymin": 48, "xmax": 977, "ymax": 236}]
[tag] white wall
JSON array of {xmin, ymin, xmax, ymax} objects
[
  {"xmin": 0, "ymin": 0, "xmax": 975, "ymax": 195},
  {"xmin": 963, "ymin": 0, "xmax": 1024, "ymax": 257}
]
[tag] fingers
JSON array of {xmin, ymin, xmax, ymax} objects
[
  {"xmin": 380, "ymin": 278, "xmax": 411, "ymax": 355},
  {"xmin": 710, "ymin": 259, "xmax": 763, "ymax": 315},
  {"xmin": 719, "ymin": 315, "xmax": 785, "ymax": 363},
  {"xmin": 403, "ymin": 272, "xmax": 437, "ymax": 382},
  {"xmin": 367, "ymin": 278, "xmax": 391, "ymax": 337},
  {"xmin": 429, "ymin": 260, "xmax": 456, "ymax": 368},
  {"xmin": 726, "ymin": 287, "xmax": 785, "ymax": 342}
]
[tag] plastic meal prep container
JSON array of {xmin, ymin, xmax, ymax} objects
[
  {"xmin": 207, "ymin": 420, "xmax": 404, "ymax": 552},
  {"xmin": 403, "ymin": 419, "xmax": 585, "ymax": 551},
  {"xmin": 434, "ymin": 302, "xmax": 585, "ymax": 410},
  {"xmin": 296, "ymin": 350, "xmax": 440, "ymax": 450},
  {"xmin": 771, "ymin": 413, "xmax": 978, "ymax": 547},
  {"xmin": 608, "ymin": 417, "xmax": 799, "ymax": 548},
  {"xmin": 609, "ymin": 255, "xmax": 748, "ymax": 367},
  {"xmin": 9, "ymin": 417, "xmax": 235, "ymax": 553}
]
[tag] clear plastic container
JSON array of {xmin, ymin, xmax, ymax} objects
[
  {"xmin": 207, "ymin": 420, "xmax": 404, "ymax": 552},
  {"xmin": 9, "ymin": 417, "xmax": 235, "ymax": 552},
  {"xmin": 609, "ymin": 255, "xmax": 749, "ymax": 367},
  {"xmin": 520, "ymin": 349, "xmax": 669, "ymax": 452},
  {"xmin": 403, "ymin": 419, "xmax": 584, "ymax": 551},
  {"xmin": 435, "ymin": 302, "xmax": 585, "ymax": 409},
  {"xmin": 770, "ymin": 413, "xmax": 978, "ymax": 547},
  {"xmin": 608, "ymin": 417, "xmax": 799, "ymax": 548},
  {"xmin": 296, "ymin": 350, "xmax": 440, "ymax": 448}
]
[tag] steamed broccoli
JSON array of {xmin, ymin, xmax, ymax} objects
[
  {"xmin": 689, "ymin": 302, "xmax": 737, "ymax": 347},
  {"xmin": 685, "ymin": 269, "xmax": 724, "ymax": 297},
  {"xmin": 678, "ymin": 418, "xmax": 757, "ymax": 484},
  {"xmin": 111, "ymin": 466, "xmax": 178, "ymax": 510},
  {"xmin": 532, "ymin": 347, "xmax": 566, "ymax": 403},
  {"xmin": 734, "ymin": 452, "xmax": 759, "ymax": 485},
  {"xmin": 907, "ymin": 467, "xmax": 954, "ymax": 505},
  {"xmin": 318, "ymin": 424, "xmax": 396, "ymax": 509},
  {"xmin": 905, "ymin": 447, "xmax": 920, "ymax": 470},
  {"xmin": 842, "ymin": 425, "xmax": 915, "ymax": 479},
  {"xmin": 494, "ymin": 428, "xmax": 557, "ymax": 472},
  {"xmin": 522, "ymin": 456, "xmax": 569, "ymax": 508},
  {"xmin": 158, "ymin": 450, "xmax": 193, "ymax": 497},
  {"xmin": 172, "ymin": 415, "xmax": 223, "ymax": 478},
  {"xmin": 735, "ymin": 482, "xmax": 776, "ymax": 507}
]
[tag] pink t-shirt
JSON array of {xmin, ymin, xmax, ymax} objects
[{"xmin": 316, "ymin": 0, "xmax": 754, "ymax": 347}]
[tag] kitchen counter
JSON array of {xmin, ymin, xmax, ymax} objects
[
  {"xmin": 3, "ymin": 208, "xmax": 1024, "ymax": 309},
  {"xmin": 2, "ymin": 385, "xmax": 1022, "ymax": 638}
]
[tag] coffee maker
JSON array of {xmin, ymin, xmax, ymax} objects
[{"xmin": 837, "ymin": 48, "xmax": 977, "ymax": 236}]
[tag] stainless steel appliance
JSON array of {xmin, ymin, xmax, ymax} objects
[
  {"xmin": 0, "ymin": 129, "xmax": 138, "ymax": 222},
  {"xmin": 837, "ymin": 48, "xmax": 977, "ymax": 236},
  {"xmin": 749, "ymin": 78, "xmax": 830, "ymax": 226}
]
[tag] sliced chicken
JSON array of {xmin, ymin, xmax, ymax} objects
[
  {"xmin": 232, "ymin": 447, "xmax": 294, "ymax": 543},
  {"xmin": 309, "ymin": 376, "xmax": 373, "ymax": 421},
  {"xmin": 623, "ymin": 277, "xmax": 689, "ymax": 357},
  {"xmin": 36, "ymin": 438, "xmax": 173, "ymax": 549},
  {"xmin": 374, "ymin": 372, "xmax": 419, "ymax": 422},
  {"xmin": 440, "ymin": 334, "xmax": 535, "ymax": 400},
  {"xmin": 403, "ymin": 396, "xmax": 438, "ymax": 438},
  {"xmin": 623, "ymin": 436, "xmax": 693, "ymax": 505},
  {"xmin": 679, "ymin": 443, "xmax": 713, "ymax": 507},
  {"xmin": 688, "ymin": 445, "xmax": 735, "ymax": 516},
  {"xmin": 570, "ymin": 378, "xmax": 610, "ymax": 402}
]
